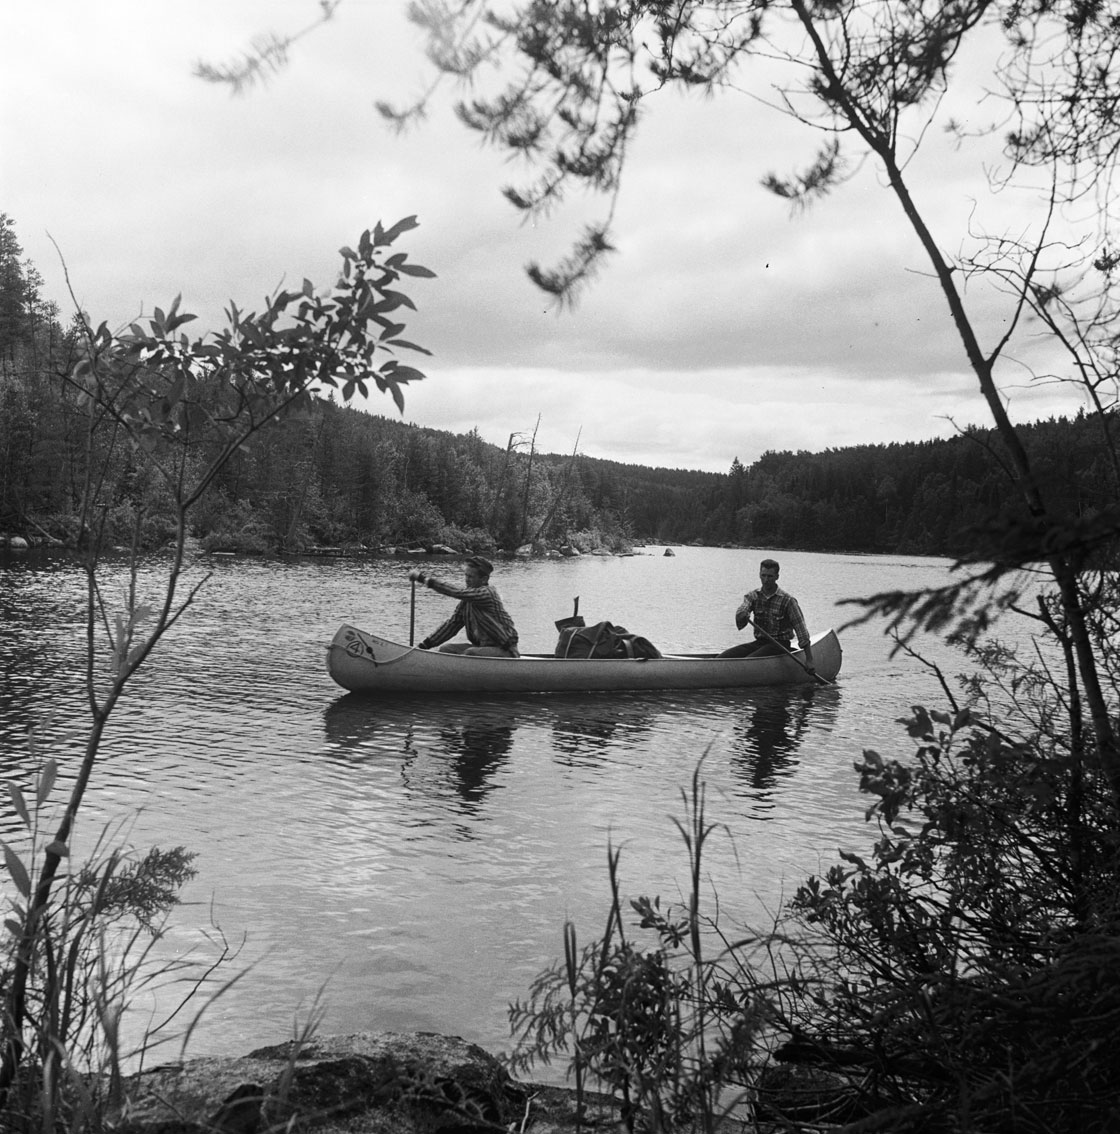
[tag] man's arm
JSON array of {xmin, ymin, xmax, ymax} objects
[
  {"xmin": 408, "ymin": 572, "xmax": 467, "ymax": 648},
  {"xmin": 734, "ymin": 593, "xmax": 754, "ymax": 630},
  {"xmin": 413, "ymin": 571, "xmax": 491, "ymax": 604},
  {"xmin": 788, "ymin": 598, "xmax": 815, "ymax": 670},
  {"xmin": 418, "ymin": 608, "xmax": 462, "ymax": 650},
  {"xmin": 426, "ymin": 579, "xmax": 493, "ymax": 602}
]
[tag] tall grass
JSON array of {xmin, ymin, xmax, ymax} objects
[
  {"xmin": 0, "ymin": 751, "xmax": 243, "ymax": 1130},
  {"xmin": 506, "ymin": 761, "xmax": 771, "ymax": 1133}
]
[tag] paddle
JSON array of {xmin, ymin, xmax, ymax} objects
[
  {"xmin": 409, "ymin": 578, "xmax": 417, "ymax": 646},
  {"xmin": 745, "ymin": 617, "xmax": 834, "ymax": 686}
]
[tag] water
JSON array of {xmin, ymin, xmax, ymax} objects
[{"xmin": 0, "ymin": 545, "xmax": 971, "ymax": 1065}]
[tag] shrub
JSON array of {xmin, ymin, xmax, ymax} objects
[
  {"xmin": 774, "ymin": 695, "xmax": 1120, "ymax": 1132},
  {"xmin": 195, "ymin": 495, "xmax": 277, "ymax": 553},
  {"xmin": 1, "ymin": 759, "xmax": 205, "ymax": 1130},
  {"xmin": 98, "ymin": 502, "xmax": 179, "ymax": 550},
  {"xmin": 438, "ymin": 524, "xmax": 497, "ymax": 554}
]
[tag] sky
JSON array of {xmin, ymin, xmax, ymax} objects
[{"xmin": 2, "ymin": 1, "xmax": 1091, "ymax": 473}]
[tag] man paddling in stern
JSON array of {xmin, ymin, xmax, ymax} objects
[
  {"xmin": 719, "ymin": 558, "xmax": 815, "ymax": 675},
  {"xmin": 408, "ymin": 555, "xmax": 520, "ymax": 657}
]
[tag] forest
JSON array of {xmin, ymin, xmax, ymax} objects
[{"xmin": 0, "ymin": 211, "xmax": 1106, "ymax": 561}]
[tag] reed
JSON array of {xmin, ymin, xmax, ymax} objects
[{"xmin": 506, "ymin": 759, "xmax": 765, "ymax": 1134}]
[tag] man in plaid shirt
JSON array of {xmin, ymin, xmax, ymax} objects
[
  {"xmin": 409, "ymin": 555, "xmax": 520, "ymax": 657},
  {"xmin": 719, "ymin": 558, "xmax": 815, "ymax": 673}
]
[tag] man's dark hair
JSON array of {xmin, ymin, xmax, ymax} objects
[{"xmin": 760, "ymin": 558, "xmax": 780, "ymax": 572}]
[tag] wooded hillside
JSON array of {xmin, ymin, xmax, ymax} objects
[{"xmin": 1, "ymin": 212, "xmax": 1105, "ymax": 558}]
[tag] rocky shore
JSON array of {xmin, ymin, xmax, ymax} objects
[
  {"xmin": 120, "ymin": 1032, "xmax": 619, "ymax": 1134},
  {"xmin": 119, "ymin": 1031, "xmax": 837, "ymax": 1134}
]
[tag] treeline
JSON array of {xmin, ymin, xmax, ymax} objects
[
  {"xmin": 0, "ymin": 212, "xmax": 1110, "ymax": 558},
  {"xmin": 706, "ymin": 419, "xmax": 1112, "ymax": 557}
]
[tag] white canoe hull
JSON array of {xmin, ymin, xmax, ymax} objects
[{"xmin": 326, "ymin": 625, "xmax": 842, "ymax": 695}]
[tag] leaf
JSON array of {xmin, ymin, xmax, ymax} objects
[
  {"xmin": 860, "ymin": 750, "xmax": 884, "ymax": 769},
  {"xmin": 371, "ymin": 289, "xmax": 417, "ymax": 314},
  {"xmin": 8, "ymin": 783, "xmax": 30, "ymax": 828},
  {"xmin": 901, "ymin": 706, "xmax": 934, "ymax": 739},
  {"xmin": 3, "ymin": 844, "xmax": 31, "ymax": 898},
  {"xmin": 383, "ymin": 339, "xmax": 432, "ymax": 355},
  {"xmin": 37, "ymin": 760, "xmax": 58, "ymax": 805},
  {"xmin": 45, "ymin": 841, "xmax": 69, "ymax": 859},
  {"xmin": 382, "ymin": 364, "xmax": 426, "ymax": 383},
  {"xmin": 4, "ymin": 918, "xmax": 22, "ymax": 938},
  {"xmin": 375, "ymin": 216, "xmax": 420, "ymax": 246},
  {"xmin": 395, "ymin": 261, "xmax": 437, "ymax": 278}
]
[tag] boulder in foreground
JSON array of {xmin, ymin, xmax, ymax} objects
[{"xmin": 121, "ymin": 1031, "xmax": 623, "ymax": 1134}]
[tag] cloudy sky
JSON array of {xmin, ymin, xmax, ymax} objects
[{"xmin": 3, "ymin": 1, "xmax": 1087, "ymax": 472}]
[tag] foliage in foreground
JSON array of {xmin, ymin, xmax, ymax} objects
[
  {"xmin": 1, "ymin": 757, "xmax": 206, "ymax": 1128},
  {"xmin": 1, "ymin": 218, "xmax": 433, "ymax": 1125},
  {"xmin": 779, "ymin": 697, "xmax": 1120, "ymax": 1131},
  {"xmin": 507, "ymin": 766, "xmax": 766, "ymax": 1134},
  {"xmin": 510, "ymin": 631, "xmax": 1120, "ymax": 1132}
]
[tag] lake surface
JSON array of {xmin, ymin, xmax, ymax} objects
[{"xmin": 0, "ymin": 545, "xmax": 974, "ymax": 1068}]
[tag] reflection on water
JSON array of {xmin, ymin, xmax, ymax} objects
[
  {"xmin": 324, "ymin": 695, "xmax": 518, "ymax": 811},
  {"xmin": 322, "ymin": 683, "xmax": 840, "ymax": 820},
  {"xmin": 730, "ymin": 686, "xmax": 823, "ymax": 801},
  {"xmin": 0, "ymin": 546, "xmax": 966, "ymax": 1063},
  {"xmin": 440, "ymin": 719, "xmax": 514, "ymax": 807}
]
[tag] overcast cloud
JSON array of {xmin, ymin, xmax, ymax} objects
[{"xmin": 2, "ymin": 1, "xmax": 1087, "ymax": 471}]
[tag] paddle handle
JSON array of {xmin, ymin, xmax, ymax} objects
[{"xmin": 409, "ymin": 579, "xmax": 416, "ymax": 647}]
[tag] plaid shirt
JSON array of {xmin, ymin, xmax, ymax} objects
[
  {"xmin": 418, "ymin": 579, "xmax": 519, "ymax": 651},
  {"xmin": 734, "ymin": 586, "xmax": 810, "ymax": 649}
]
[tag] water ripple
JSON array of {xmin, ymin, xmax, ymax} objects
[{"xmin": 0, "ymin": 547, "xmax": 992, "ymax": 1062}]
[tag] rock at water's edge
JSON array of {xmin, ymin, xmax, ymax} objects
[{"xmin": 121, "ymin": 1031, "xmax": 623, "ymax": 1134}]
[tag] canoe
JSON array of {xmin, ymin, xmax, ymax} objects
[{"xmin": 326, "ymin": 625, "xmax": 842, "ymax": 695}]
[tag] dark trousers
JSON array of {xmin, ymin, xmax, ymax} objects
[{"xmin": 718, "ymin": 638, "xmax": 789, "ymax": 659}]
